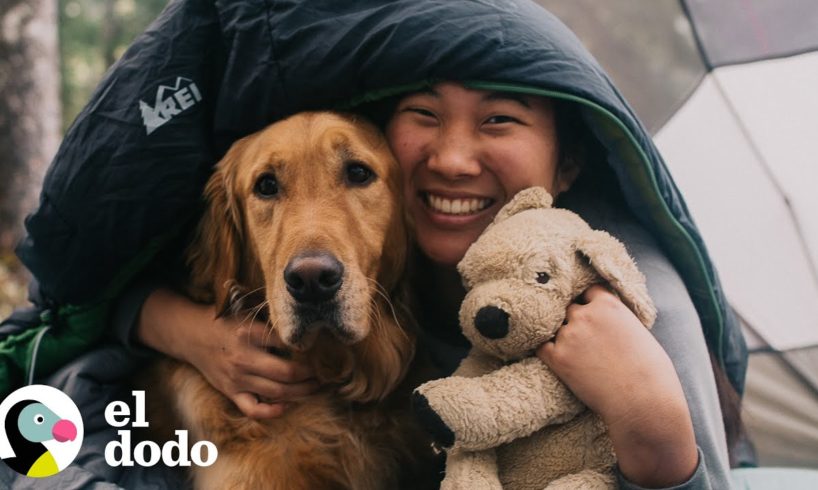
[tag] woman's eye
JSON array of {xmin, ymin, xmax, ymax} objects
[
  {"xmin": 485, "ymin": 115, "xmax": 519, "ymax": 125},
  {"xmin": 254, "ymin": 173, "xmax": 279, "ymax": 198},
  {"xmin": 406, "ymin": 107, "xmax": 436, "ymax": 118},
  {"xmin": 536, "ymin": 272, "xmax": 550, "ymax": 284},
  {"xmin": 345, "ymin": 161, "xmax": 376, "ymax": 186}
]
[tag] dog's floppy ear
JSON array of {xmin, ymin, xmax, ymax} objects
[
  {"xmin": 575, "ymin": 229, "xmax": 657, "ymax": 328},
  {"xmin": 186, "ymin": 151, "xmax": 246, "ymax": 315},
  {"xmin": 492, "ymin": 186, "xmax": 554, "ymax": 225},
  {"xmin": 378, "ymin": 202, "xmax": 410, "ymax": 293}
]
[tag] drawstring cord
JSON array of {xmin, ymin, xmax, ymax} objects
[{"xmin": 28, "ymin": 326, "xmax": 51, "ymax": 385}]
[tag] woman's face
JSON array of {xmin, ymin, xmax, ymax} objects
[{"xmin": 386, "ymin": 82, "xmax": 575, "ymax": 267}]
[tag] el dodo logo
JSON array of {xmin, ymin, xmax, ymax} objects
[
  {"xmin": 0, "ymin": 385, "xmax": 82, "ymax": 478},
  {"xmin": 104, "ymin": 391, "xmax": 217, "ymax": 468}
]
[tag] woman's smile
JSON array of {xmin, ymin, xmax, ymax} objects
[{"xmin": 422, "ymin": 191, "xmax": 494, "ymax": 216}]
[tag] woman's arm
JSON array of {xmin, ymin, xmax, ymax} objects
[
  {"xmin": 545, "ymin": 192, "xmax": 733, "ymax": 489},
  {"xmin": 538, "ymin": 285, "xmax": 698, "ymax": 488},
  {"xmin": 136, "ymin": 287, "xmax": 318, "ymax": 418}
]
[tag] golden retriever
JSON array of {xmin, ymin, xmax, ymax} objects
[{"xmin": 148, "ymin": 112, "xmax": 433, "ymax": 489}]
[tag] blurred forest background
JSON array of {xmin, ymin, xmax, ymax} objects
[{"xmin": 0, "ymin": 0, "xmax": 168, "ymax": 319}]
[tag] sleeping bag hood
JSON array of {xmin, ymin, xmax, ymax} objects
[{"xmin": 3, "ymin": 0, "xmax": 746, "ymax": 396}]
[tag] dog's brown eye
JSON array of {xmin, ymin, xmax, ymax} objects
[
  {"xmin": 254, "ymin": 173, "xmax": 279, "ymax": 198},
  {"xmin": 536, "ymin": 272, "xmax": 550, "ymax": 284},
  {"xmin": 345, "ymin": 162, "xmax": 375, "ymax": 186}
]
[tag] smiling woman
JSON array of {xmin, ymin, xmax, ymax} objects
[
  {"xmin": 385, "ymin": 80, "xmax": 701, "ymax": 488},
  {"xmin": 387, "ymin": 83, "xmax": 577, "ymax": 267}
]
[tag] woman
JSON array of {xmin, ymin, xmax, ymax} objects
[
  {"xmin": 1, "ymin": 1, "xmax": 745, "ymax": 488},
  {"xmin": 390, "ymin": 83, "xmax": 702, "ymax": 486}
]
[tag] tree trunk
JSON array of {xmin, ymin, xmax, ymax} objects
[
  {"xmin": 0, "ymin": 0, "xmax": 61, "ymax": 253},
  {"xmin": 101, "ymin": 0, "xmax": 123, "ymax": 68},
  {"xmin": 0, "ymin": 0, "xmax": 60, "ymax": 316}
]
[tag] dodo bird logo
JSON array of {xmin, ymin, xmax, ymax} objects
[{"xmin": 0, "ymin": 385, "xmax": 84, "ymax": 478}]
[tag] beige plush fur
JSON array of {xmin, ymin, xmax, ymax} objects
[{"xmin": 414, "ymin": 187, "xmax": 657, "ymax": 490}]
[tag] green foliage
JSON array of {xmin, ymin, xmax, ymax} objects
[{"xmin": 59, "ymin": 0, "xmax": 169, "ymax": 133}]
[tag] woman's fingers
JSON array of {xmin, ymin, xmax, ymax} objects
[
  {"xmin": 581, "ymin": 283, "xmax": 614, "ymax": 301},
  {"xmin": 222, "ymin": 319, "xmax": 314, "ymax": 382},
  {"xmin": 204, "ymin": 314, "xmax": 321, "ymax": 417},
  {"xmin": 563, "ymin": 301, "xmax": 582, "ymax": 322},
  {"xmin": 232, "ymin": 392, "xmax": 287, "ymax": 419},
  {"xmin": 244, "ymin": 348, "xmax": 314, "ymax": 383},
  {"xmin": 240, "ymin": 374, "xmax": 320, "ymax": 402},
  {"xmin": 562, "ymin": 284, "xmax": 608, "ymax": 325},
  {"xmin": 536, "ymin": 337, "xmax": 557, "ymax": 364}
]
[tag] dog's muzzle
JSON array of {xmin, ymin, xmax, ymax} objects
[
  {"xmin": 284, "ymin": 251, "xmax": 353, "ymax": 347},
  {"xmin": 284, "ymin": 252, "xmax": 344, "ymax": 303}
]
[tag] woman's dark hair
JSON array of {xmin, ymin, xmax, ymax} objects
[
  {"xmin": 354, "ymin": 95, "xmax": 400, "ymax": 131},
  {"xmin": 552, "ymin": 99, "xmax": 625, "ymax": 208}
]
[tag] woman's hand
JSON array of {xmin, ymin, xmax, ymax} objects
[
  {"xmin": 137, "ymin": 288, "xmax": 318, "ymax": 419},
  {"xmin": 537, "ymin": 285, "xmax": 698, "ymax": 488}
]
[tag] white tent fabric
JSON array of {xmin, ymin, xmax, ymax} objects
[
  {"xmin": 742, "ymin": 349, "xmax": 818, "ymax": 466},
  {"xmin": 713, "ymin": 52, "xmax": 818, "ymax": 279},
  {"xmin": 653, "ymin": 53, "xmax": 818, "ymax": 352}
]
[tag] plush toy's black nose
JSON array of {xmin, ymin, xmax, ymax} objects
[
  {"xmin": 474, "ymin": 305, "xmax": 510, "ymax": 339},
  {"xmin": 284, "ymin": 252, "xmax": 344, "ymax": 303}
]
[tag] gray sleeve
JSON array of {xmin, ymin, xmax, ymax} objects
[
  {"xmin": 616, "ymin": 448, "xmax": 709, "ymax": 490},
  {"xmin": 606, "ymin": 214, "xmax": 732, "ymax": 490}
]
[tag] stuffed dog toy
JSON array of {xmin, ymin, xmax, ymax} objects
[{"xmin": 412, "ymin": 187, "xmax": 657, "ymax": 489}]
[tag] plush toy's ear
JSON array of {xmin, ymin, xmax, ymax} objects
[
  {"xmin": 492, "ymin": 186, "xmax": 554, "ymax": 225},
  {"xmin": 186, "ymin": 149, "xmax": 246, "ymax": 316},
  {"xmin": 576, "ymin": 230, "xmax": 657, "ymax": 328}
]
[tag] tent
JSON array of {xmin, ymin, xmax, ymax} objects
[{"xmin": 538, "ymin": 0, "xmax": 818, "ymax": 467}]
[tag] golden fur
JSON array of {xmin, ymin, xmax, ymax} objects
[{"xmin": 149, "ymin": 112, "xmax": 432, "ymax": 489}]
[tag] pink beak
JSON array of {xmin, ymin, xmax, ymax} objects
[{"xmin": 52, "ymin": 419, "xmax": 77, "ymax": 442}]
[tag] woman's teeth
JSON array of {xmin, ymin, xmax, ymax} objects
[{"xmin": 425, "ymin": 193, "xmax": 492, "ymax": 215}]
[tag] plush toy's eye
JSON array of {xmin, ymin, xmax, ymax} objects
[
  {"xmin": 33, "ymin": 414, "xmax": 45, "ymax": 425},
  {"xmin": 536, "ymin": 272, "xmax": 550, "ymax": 284},
  {"xmin": 254, "ymin": 173, "xmax": 279, "ymax": 198}
]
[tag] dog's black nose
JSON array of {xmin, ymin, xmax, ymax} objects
[
  {"xmin": 474, "ymin": 305, "xmax": 510, "ymax": 339},
  {"xmin": 284, "ymin": 253, "xmax": 344, "ymax": 303}
]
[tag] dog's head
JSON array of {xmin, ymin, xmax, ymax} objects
[{"xmin": 187, "ymin": 112, "xmax": 412, "ymax": 401}]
